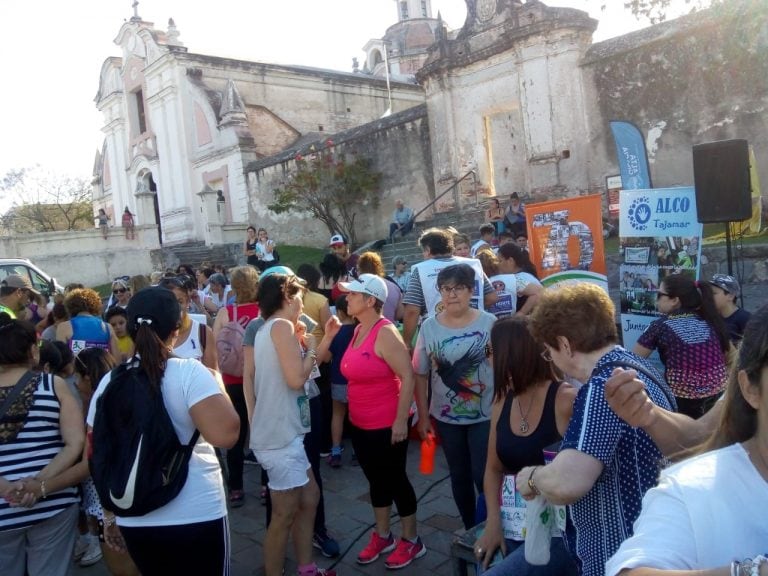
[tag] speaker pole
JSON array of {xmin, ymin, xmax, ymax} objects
[{"xmin": 724, "ymin": 221, "xmax": 734, "ymax": 276}]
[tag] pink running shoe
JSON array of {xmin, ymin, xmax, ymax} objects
[
  {"xmin": 384, "ymin": 537, "xmax": 426, "ymax": 569},
  {"xmin": 356, "ymin": 531, "xmax": 396, "ymax": 564}
]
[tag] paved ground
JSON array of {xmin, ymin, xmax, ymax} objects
[{"xmin": 71, "ymin": 441, "xmax": 469, "ymax": 576}]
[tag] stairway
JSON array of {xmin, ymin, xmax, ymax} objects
[
  {"xmin": 376, "ymin": 204, "xmax": 489, "ymax": 269},
  {"xmin": 150, "ymin": 241, "xmax": 241, "ymax": 272}
]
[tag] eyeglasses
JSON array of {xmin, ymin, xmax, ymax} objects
[
  {"xmin": 540, "ymin": 348, "xmax": 553, "ymax": 362},
  {"xmin": 438, "ymin": 285, "xmax": 469, "ymax": 296},
  {"xmin": 112, "ymin": 288, "xmax": 128, "ymax": 295}
]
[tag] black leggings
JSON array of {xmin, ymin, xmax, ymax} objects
[
  {"xmin": 224, "ymin": 383, "xmax": 249, "ymax": 491},
  {"xmin": 675, "ymin": 394, "xmax": 720, "ymax": 419},
  {"xmin": 120, "ymin": 516, "xmax": 229, "ymax": 576},
  {"xmin": 349, "ymin": 422, "xmax": 417, "ymax": 517}
]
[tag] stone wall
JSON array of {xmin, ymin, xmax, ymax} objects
[
  {"xmin": 582, "ymin": 0, "xmax": 768, "ymax": 199},
  {"xmin": 0, "ymin": 226, "xmax": 159, "ymax": 287},
  {"xmin": 245, "ymin": 104, "xmax": 435, "ymax": 248}
]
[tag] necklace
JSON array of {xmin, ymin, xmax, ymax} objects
[{"xmin": 517, "ymin": 394, "xmax": 534, "ymax": 433}]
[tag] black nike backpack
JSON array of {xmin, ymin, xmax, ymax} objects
[{"xmin": 89, "ymin": 360, "xmax": 200, "ymax": 517}]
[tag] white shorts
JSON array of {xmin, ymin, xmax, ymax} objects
[{"xmin": 253, "ymin": 436, "xmax": 311, "ymax": 491}]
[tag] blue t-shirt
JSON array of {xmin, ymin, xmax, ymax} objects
[
  {"xmin": 560, "ymin": 346, "xmax": 671, "ymax": 576},
  {"xmin": 329, "ymin": 324, "xmax": 355, "ymax": 386}
]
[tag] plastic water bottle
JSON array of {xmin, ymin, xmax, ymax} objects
[{"xmin": 420, "ymin": 433, "xmax": 436, "ymax": 475}]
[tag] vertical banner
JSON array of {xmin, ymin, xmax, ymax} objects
[
  {"xmin": 526, "ymin": 194, "xmax": 607, "ymax": 290},
  {"xmin": 610, "ymin": 121, "xmax": 653, "ymax": 190},
  {"xmin": 619, "ymin": 187, "xmax": 703, "ymax": 353}
]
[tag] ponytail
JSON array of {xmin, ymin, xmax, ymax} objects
[{"xmin": 132, "ymin": 323, "xmax": 169, "ymax": 392}]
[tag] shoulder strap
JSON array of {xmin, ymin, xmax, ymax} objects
[
  {"xmin": 0, "ymin": 371, "xmax": 37, "ymax": 421},
  {"xmin": 198, "ymin": 322, "xmax": 206, "ymax": 351},
  {"xmin": 599, "ymin": 357, "xmax": 678, "ymax": 412}
]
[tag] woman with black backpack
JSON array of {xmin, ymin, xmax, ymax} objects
[{"xmin": 86, "ymin": 287, "xmax": 239, "ymax": 575}]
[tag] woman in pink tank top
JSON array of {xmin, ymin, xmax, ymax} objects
[{"xmin": 328, "ymin": 274, "xmax": 426, "ymax": 569}]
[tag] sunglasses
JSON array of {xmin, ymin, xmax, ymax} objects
[{"xmin": 113, "ymin": 288, "xmax": 128, "ymax": 295}]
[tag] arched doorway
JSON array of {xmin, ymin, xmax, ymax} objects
[{"xmin": 136, "ymin": 170, "xmax": 163, "ymax": 245}]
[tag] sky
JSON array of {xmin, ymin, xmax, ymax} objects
[{"xmin": 0, "ymin": 0, "xmax": 701, "ymax": 185}]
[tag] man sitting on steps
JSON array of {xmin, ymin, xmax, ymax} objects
[{"xmin": 389, "ymin": 199, "xmax": 414, "ymax": 242}]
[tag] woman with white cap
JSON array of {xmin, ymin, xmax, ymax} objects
[{"xmin": 324, "ymin": 274, "xmax": 426, "ymax": 569}]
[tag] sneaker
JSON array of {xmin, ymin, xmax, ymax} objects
[
  {"xmin": 328, "ymin": 453, "xmax": 342, "ymax": 468},
  {"xmin": 229, "ymin": 489, "xmax": 245, "ymax": 508},
  {"xmin": 73, "ymin": 535, "xmax": 90, "ymax": 561},
  {"xmin": 313, "ymin": 532, "xmax": 341, "ymax": 558},
  {"xmin": 384, "ymin": 537, "xmax": 426, "ymax": 570},
  {"xmin": 319, "ymin": 450, "xmax": 331, "ymax": 458},
  {"xmin": 357, "ymin": 531, "xmax": 396, "ymax": 565},
  {"xmin": 79, "ymin": 538, "xmax": 103, "ymax": 567}
]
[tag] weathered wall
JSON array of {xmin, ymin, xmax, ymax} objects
[
  {"xmin": 245, "ymin": 105, "xmax": 434, "ymax": 248},
  {"xmin": 0, "ymin": 226, "xmax": 159, "ymax": 287},
  {"xmin": 418, "ymin": 1, "xmax": 598, "ymax": 201},
  {"xmin": 582, "ymin": 0, "xmax": 768, "ymax": 198}
]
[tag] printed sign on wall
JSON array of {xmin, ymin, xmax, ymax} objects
[{"xmin": 619, "ymin": 187, "xmax": 702, "ymax": 353}]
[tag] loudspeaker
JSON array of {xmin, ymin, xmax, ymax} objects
[{"xmin": 692, "ymin": 139, "xmax": 751, "ymax": 223}]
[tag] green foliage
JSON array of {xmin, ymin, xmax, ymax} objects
[
  {"xmin": 622, "ymin": 0, "xmax": 714, "ymax": 24},
  {"xmin": 269, "ymin": 141, "xmax": 382, "ymax": 249}
]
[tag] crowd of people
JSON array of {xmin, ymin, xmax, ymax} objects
[{"xmin": 0, "ymin": 211, "xmax": 765, "ymax": 576}]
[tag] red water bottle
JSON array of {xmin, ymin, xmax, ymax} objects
[{"xmin": 420, "ymin": 433, "xmax": 436, "ymax": 475}]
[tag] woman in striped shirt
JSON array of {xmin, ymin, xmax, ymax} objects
[{"xmin": 0, "ymin": 315, "xmax": 84, "ymax": 576}]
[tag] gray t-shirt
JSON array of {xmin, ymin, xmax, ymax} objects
[
  {"xmin": 250, "ymin": 318, "xmax": 311, "ymax": 451},
  {"xmin": 412, "ymin": 310, "xmax": 496, "ymax": 424}
]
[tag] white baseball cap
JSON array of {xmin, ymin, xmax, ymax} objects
[
  {"xmin": 329, "ymin": 234, "xmax": 346, "ymax": 247},
  {"xmin": 339, "ymin": 273, "xmax": 388, "ymax": 303}
]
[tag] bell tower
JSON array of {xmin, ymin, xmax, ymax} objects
[{"xmin": 394, "ymin": 0, "xmax": 432, "ymax": 21}]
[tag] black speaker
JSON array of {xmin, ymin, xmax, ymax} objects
[{"xmin": 692, "ymin": 139, "xmax": 751, "ymax": 223}]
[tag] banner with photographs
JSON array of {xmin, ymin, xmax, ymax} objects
[
  {"xmin": 619, "ymin": 187, "xmax": 702, "ymax": 353},
  {"xmin": 526, "ymin": 194, "xmax": 607, "ymax": 290}
]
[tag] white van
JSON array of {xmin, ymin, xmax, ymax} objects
[{"xmin": 0, "ymin": 258, "xmax": 63, "ymax": 296}]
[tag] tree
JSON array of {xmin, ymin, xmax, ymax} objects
[
  {"xmin": 269, "ymin": 140, "xmax": 382, "ymax": 248},
  {"xmin": 621, "ymin": 0, "xmax": 714, "ymax": 24},
  {"xmin": 0, "ymin": 166, "xmax": 93, "ymax": 234}
]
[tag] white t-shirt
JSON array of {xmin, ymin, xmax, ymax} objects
[
  {"xmin": 87, "ymin": 357, "xmax": 227, "ymax": 527},
  {"xmin": 605, "ymin": 443, "xmax": 768, "ymax": 575}
]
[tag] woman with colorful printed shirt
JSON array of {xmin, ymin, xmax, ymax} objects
[
  {"xmin": 413, "ymin": 263, "xmax": 496, "ymax": 529},
  {"xmin": 634, "ymin": 273, "xmax": 732, "ymax": 418}
]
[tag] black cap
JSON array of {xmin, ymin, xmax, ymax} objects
[{"xmin": 126, "ymin": 287, "xmax": 181, "ymax": 341}]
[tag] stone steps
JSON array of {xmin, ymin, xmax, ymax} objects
[
  {"xmin": 377, "ymin": 205, "xmax": 490, "ymax": 268},
  {"xmin": 150, "ymin": 242, "xmax": 241, "ymax": 272}
]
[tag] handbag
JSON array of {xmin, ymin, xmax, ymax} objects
[{"xmin": 0, "ymin": 370, "xmax": 39, "ymax": 443}]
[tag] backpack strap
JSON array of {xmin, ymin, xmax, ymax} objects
[
  {"xmin": 198, "ymin": 322, "xmax": 206, "ymax": 352},
  {"xmin": 188, "ymin": 430, "xmax": 201, "ymax": 447},
  {"xmin": 0, "ymin": 371, "xmax": 37, "ymax": 421},
  {"xmin": 599, "ymin": 357, "xmax": 678, "ymax": 412}
]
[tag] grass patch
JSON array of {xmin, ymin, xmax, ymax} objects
[{"xmin": 276, "ymin": 245, "xmax": 327, "ymax": 271}]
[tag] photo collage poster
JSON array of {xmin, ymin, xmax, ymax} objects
[{"xmin": 618, "ymin": 187, "xmax": 703, "ymax": 354}]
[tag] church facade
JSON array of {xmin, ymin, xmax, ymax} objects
[{"xmin": 91, "ymin": 10, "xmax": 424, "ymax": 246}]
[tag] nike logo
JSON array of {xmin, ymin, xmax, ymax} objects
[{"xmin": 110, "ymin": 435, "xmax": 142, "ymax": 510}]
